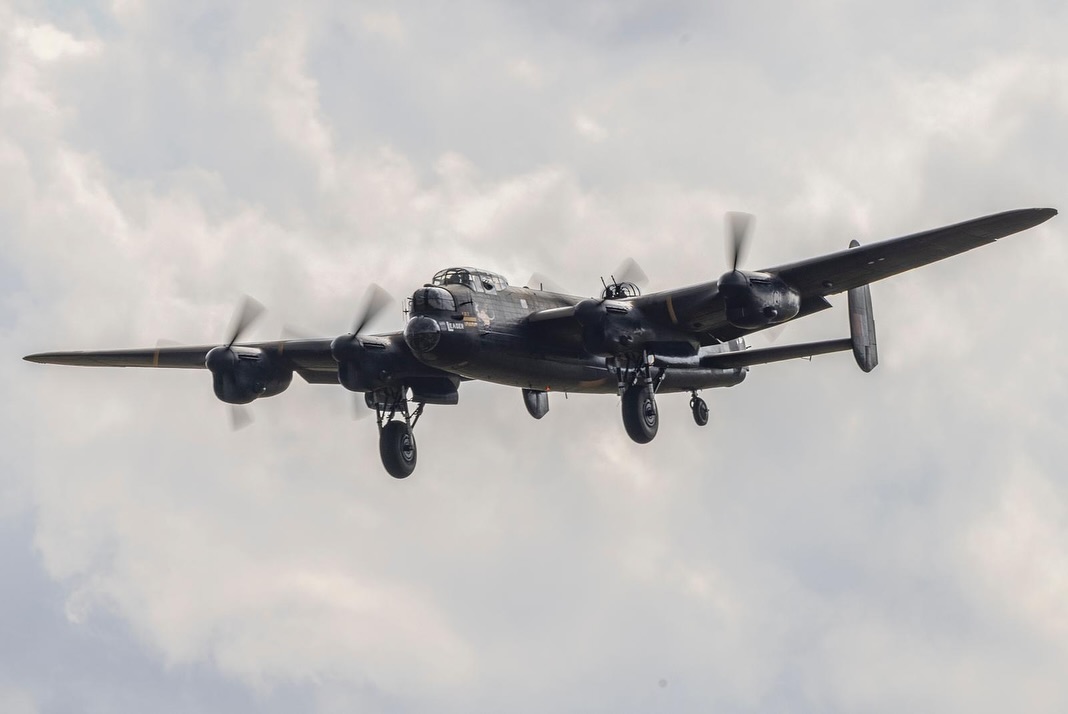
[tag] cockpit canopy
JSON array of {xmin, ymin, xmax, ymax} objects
[{"xmin": 431, "ymin": 267, "xmax": 509, "ymax": 293}]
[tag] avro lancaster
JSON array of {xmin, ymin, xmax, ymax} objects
[{"xmin": 25, "ymin": 208, "xmax": 1057, "ymax": 478}]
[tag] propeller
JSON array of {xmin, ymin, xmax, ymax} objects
[
  {"xmin": 718, "ymin": 211, "xmax": 802, "ymax": 329},
  {"xmin": 526, "ymin": 272, "xmax": 568, "ymax": 294},
  {"xmin": 598, "ymin": 257, "xmax": 649, "ymax": 300},
  {"xmin": 205, "ymin": 296, "xmax": 267, "ymax": 431},
  {"xmin": 726, "ymin": 211, "xmax": 754, "ymax": 272},
  {"xmin": 760, "ymin": 323, "xmax": 788, "ymax": 344},
  {"xmin": 279, "ymin": 324, "xmax": 315, "ymax": 340},
  {"xmin": 206, "ymin": 296, "xmax": 266, "ymax": 372},
  {"xmin": 333, "ymin": 283, "xmax": 393, "ymax": 357},
  {"xmin": 225, "ymin": 295, "xmax": 266, "ymax": 348},
  {"xmin": 230, "ymin": 405, "xmax": 254, "ymax": 431},
  {"xmin": 611, "ymin": 257, "xmax": 649, "ymax": 289},
  {"xmin": 332, "ymin": 284, "xmax": 395, "ymax": 395},
  {"xmin": 349, "ymin": 284, "xmax": 392, "ymax": 338}
]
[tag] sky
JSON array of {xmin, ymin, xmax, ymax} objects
[{"xmin": 2, "ymin": 0, "xmax": 1067, "ymax": 712}]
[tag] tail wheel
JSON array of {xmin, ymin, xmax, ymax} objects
[
  {"xmin": 690, "ymin": 395, "xmax": 709, "ymax": 426},
  {"xmin": 379, "ymin": 420, "xmax": 417, "ymax": 479},
  {"xmin": 622, "ymin": 384, "xmax": 659, "ymax": 444}
]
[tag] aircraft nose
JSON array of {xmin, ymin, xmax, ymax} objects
[{"xmin": 404, "ymin": 316, "xmax": 441, "ymax": 355}]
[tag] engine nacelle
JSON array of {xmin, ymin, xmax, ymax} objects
[
  {"xmin": 205, "ymin": 346, "xmax": 292, "ymax": 405},
  {"xmin": 332, "ymin": 335, "xmax": 403, "ymax": 392},
  {"xmin": 574, "ymin": 298, "xmax": 649, "ymax": 356},
  {"xmin": 718, "ymin": 270, "xmax": 801, "ymax": 329}
]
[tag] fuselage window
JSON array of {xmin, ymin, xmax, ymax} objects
[{"xmin": 429, "ymin": 290, "xmax": 455, "ymax": 311}]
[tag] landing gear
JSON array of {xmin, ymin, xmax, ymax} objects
[
  {"xmin": 690, "ymin": 392, "xmax": 709, "ymax": 426},
  {"xmin": 379, "ymin": 420, "xmax": 417, "ymax": 478},
  {"xmin": 622, "ymin": 384, "xmax": 659, "ymax": 444},
  {"xmin": 612, "ymin": 350, "xmax": 661, "ymax": 444},
  {"xmin": 371, "ymin": 387, "xmax": 425, "ymax": 479}
]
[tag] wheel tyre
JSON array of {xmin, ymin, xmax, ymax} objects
[
  {"xmin": 622, "ymin": 385, "xmax": 659, "ymax": 444},
  {"xmin": 380, "ymin": 420, "xmax": 417, "ymax": 479},
  {"xmin": 691, "ymin": 397, "xmax": 709, "ymax": 427}
]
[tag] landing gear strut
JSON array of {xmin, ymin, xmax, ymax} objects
[
  {"xmin": 690, "ymin": 392, "xmax": 709, "ymax": 426},
  {"xmin": 371, "ymin": 388, "xmax": 425, "ymax": 479}
]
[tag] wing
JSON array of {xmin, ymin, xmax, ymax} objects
[
  {"xmin": 764, "ymin": 207, "xmax": 1057, "ymax": 297},
  {"xmin": 621, "ymin": 207, "xmax": 1056, "ymax": 344},
  {"xmin": 24, "ymin": 338, "xmax": 339, "ymax": 384}
]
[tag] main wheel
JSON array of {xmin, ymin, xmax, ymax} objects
[
  {"xmin": 379, "ymin": 420, "xmax": 417, "ymax": 479},
  {"xmin": 622, "ymin": 385, "xmax": 659, "ymax": 444},
  {"xmin": 690, "ymin": 396, "xmax": 709, "ymax": 426}
]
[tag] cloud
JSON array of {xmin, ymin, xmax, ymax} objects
[
  {"xmin": 0, "ymin": 685, "xmax": 37, "ymax": 714},
  {"xmin": 573, "ymin": 113, "xmax": 608, "ymax": 142}
]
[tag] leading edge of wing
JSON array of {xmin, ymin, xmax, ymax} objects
[
  {"xmin": 764, "ymin": 207, "xmax": 1057, "ymax": 297},
  {"xmin": 24, "ymin": 337, "xmax": 338, "ymax": 371},
  {"xmin": 24, "ymin": 345, "xmax": 213, "ymax": 368}
]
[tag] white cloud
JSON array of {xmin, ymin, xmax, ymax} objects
[
  {"xmin": 968, "ymin": 460, "xmax": 1068, "ymax": 645},
  {"xmin": 507, "ymin": 58, "xmax": 545, "ymax": 88},
  {"xmin": 11, "ymin": 20, "xmax": 100, "ymax": 62},
  {"xmin": 361, "ymin": 11, "xmax": 407, "ymax": 44},
  {"xmin": 573, "ymin": 112, "xmax": 608, "ymax": 141},
  {"xmin": 246, "ymin": 25, "xmax": 337, "ymax": 188}
]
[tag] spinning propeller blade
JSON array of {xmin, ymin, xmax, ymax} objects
[
  {"xmin": 350, "ymin": 284, "xmax": 393, "ymax": 337},
  {"xmin": 612, "ymin": 257, "xmax": 649, "ymax": 289},
  {"xmin": 726, "ymin": 212, "xmax": 754, "ymax": 272},
  {"xmin": 230, "ymin": 404, "xmax": 254, "ymax": 431},
  {"xmin": 214, "ymin": 296, "xmax": 267, "ymax": 430},
  {"xmin": 225, "ymin": 295, "xmax": 266, "ymax": 348},
  {"xmin": 526, "ymin": 272, "xmax": 568, "ymax": 294}
]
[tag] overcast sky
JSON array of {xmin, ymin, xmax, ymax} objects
[{"xmin": 2, "ymin": 1, "xmax": 1067, "ymax": 712}]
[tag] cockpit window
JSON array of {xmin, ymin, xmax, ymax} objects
[
  {"xmin": 432, "ymin": 267, "xmax": 509, "ymax": 292},
  {"xmin": 433, "ymin": 268, "xmax": 473, "ymax": 288}
]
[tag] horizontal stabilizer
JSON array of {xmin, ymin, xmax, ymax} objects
[{"xmin": 701, "ymin": 338, "xmax": 853, "ymax": 369}]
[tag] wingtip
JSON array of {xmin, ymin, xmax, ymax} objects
[{"xmin": 1015, "ymin": 207, "xmax": 1057, "ymax": 228}]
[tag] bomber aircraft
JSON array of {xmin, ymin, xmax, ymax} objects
[{"xmin": 25, "ymin": 207, "xmax": 1057, "ymax": 478}]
